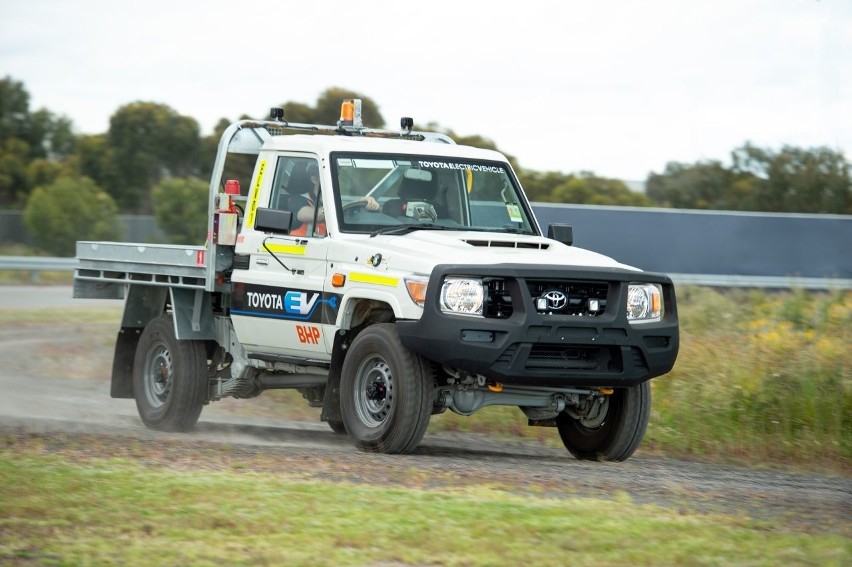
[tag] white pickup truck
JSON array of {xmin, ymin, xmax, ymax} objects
[{"xmin": 75, "ymin": 100, "xmax": 679, "ymax": 461}]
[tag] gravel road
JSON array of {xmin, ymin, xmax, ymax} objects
[{"xmin": 2, "ymin": 286, "xmax": 850, "ymax": 536}]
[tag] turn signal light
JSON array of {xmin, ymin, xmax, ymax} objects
[{"xmin": 405, "ymin": 277, "xmax": 428, "ymax": 306}]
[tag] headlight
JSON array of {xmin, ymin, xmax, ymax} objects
[
  {"xmin": 627, "ymin": 283, "xmax": 662, "ymax": 323},
  {"xmin": 440, "ymin": 277, "xmax": 484, "ymax": 316}
]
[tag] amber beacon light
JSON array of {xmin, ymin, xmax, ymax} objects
[{"xmin": 339, "ymin": 99, "xmax": 363, "ymax": 128}]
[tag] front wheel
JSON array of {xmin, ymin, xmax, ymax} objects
[
  {"xmin": 132, "ymin": 314, "xmax": 208, "ymax": 432},
  {"xmin": 555, "ymin": 382, "xmax": 651, "ymax": 462},
  {"xmin": 340, "ymin": 323, "xmax": 432, "ymax": 454}
]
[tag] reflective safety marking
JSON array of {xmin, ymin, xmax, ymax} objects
[
  {"xmin": 349, "ymin": 272, "xmax": 399, "ymax": 287},
  {"xmin": 246, "ymin": 159, "xmax": 267, "ymax": 228},
  {"xmin": 262, "ymin": 242, "xmax": 307, "ymax": 255}
]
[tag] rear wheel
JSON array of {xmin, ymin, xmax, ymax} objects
[
  {"xmin": 340, "ymin": 323, "xmax": 432, "ymax": 454},
  {"xmin": 132, "ymin": 314, "xmax": 208, "ymax": 432},
  {"xmin": 555, "ymin": 382, "xmax": 651, "ymax": 462}
]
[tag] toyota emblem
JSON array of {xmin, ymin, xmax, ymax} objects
[{"xmin": 542, "ymin": 290, "xmax": 567, "ymax": 310}]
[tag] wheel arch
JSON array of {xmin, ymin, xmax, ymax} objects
[
  {"xmin": 320, "ymin": 294, "xmax": 396, "ymax": 425},
  {"xmin": 337, "ymin": 294, "xmax": 398, "ymax": 331}
]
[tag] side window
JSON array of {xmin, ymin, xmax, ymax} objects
[
  {"xmin": 271, "ymin": 156, "xmax": 314, "ymax": 211},
  {"xmin": 269, "ymin": 156, "xmax": 325, "ymax": 237}
]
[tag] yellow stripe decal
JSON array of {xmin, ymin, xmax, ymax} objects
[
  {"xmin": 246, "ymin": 159, "xmax": 267, "ymax": 228},
  {"xmin": 262, "ymin": 243, "xmax": 307, "ymax": 255},
  {"xmin": 349, "ymin": 272, "xmax": 399, "ymax": 287}
]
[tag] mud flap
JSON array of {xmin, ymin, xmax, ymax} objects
[
  {"xmin": 320, "ymin": 332, "xmax": 347, "ymax": 423},
  {"xmin": 110, "ymin": 327, "xmax": 141, "ymax": 398}
]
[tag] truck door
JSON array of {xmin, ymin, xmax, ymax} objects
[{"xmin": 230, "ymin": 153, "xmax": 337, "ymax": 359}]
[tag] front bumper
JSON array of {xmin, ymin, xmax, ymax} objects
[{"xmin": 396, "ymin": 264, "xmax": 679, "ymax": 388}]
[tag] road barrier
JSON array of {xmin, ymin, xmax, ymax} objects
[{"xmin": 0, "ymin": 256, "xmax": 79, "ymax": 284}]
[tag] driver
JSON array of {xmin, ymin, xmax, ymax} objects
[{"xmin": 291, "ymin": 163, "xmax": 379, "ymax": 236}]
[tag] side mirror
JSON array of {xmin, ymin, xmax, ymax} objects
[
  {"xmin": 254, "ymin": 208, "xmax": 292, "ymax": 234},
  {"xmin": 547, "ymin": 223, "xmax": 573, "ymax": 246}
]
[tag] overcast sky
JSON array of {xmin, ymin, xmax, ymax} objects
[{"xmin": 1, "ymin": 0, "xmax": 849, "ymax": 180}]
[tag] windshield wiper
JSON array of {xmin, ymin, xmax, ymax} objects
[
  {"xmin": 370, "ymin": 224, "xmax": 451, "ymax": 237},
  {"xmin": 493, "ymin": 226, "xmax": 533, "ymax": 235}
]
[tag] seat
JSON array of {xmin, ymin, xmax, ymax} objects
[
  {"xmin": 287, "ymin": 162, "xmax": 314, "ymax": 196},
  {"xmin": 277, "ymin": 161, "xmax": 317, "ymax": 231},
  {"xmin": 382, "ymin": 170, "xmax": 445, "ymax": 218}
]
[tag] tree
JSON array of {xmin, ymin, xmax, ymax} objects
[
  {"xmin": 731, "ymin": 143, "xmax": 851, "ymax": 214},
  {"xmin": 517, "ymin": 170, "xmax": 575, "ymax": 202},
  {"xmin": 0, "ymin": 77, "xmax": 78, "ymax": 206},
  {"xmin": 22, "ymin": 175, "xmax": 119, "ymax": 256},
  {"xmin": 26, "ymin": 157, "xmax": 73, "ymax": 192},
  {"xmin": 281, "ymin": 101, "xmax": 316, "ymax": 124},
  {"xmin": 0, "ymin": 76, "xmax": 30, "ymax": 145},
  {"xmin": 105, "ymin": 102, "xmax": 202, "ymax": 211},
  {"xmin": 646, "ymin": 161, "xmax": 734, "ymax": 209},
  {"xmin": 551, "ymin": 173, "xmax": 653, "ymax": 207},
  {"xmin": 198, "ymin": 118, "xmax": 256, "ymax": 194},
  {"xmin": 646, "ymin": 144, "xmax": 852, "ymax": 214},
  {"xmin": 0, "ymin": 138, "xmax": 31, "ymax": 206},
  {"xmin": 151, "ymin": 177, "xmax": 209, "ymax": 244}
]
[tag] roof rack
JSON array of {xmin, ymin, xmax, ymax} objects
[{"xmin": 220, "ymin": 117, "xmax": 455, "ymax": 156}]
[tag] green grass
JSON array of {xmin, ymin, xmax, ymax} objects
[
  {"xmin": 0, "ymin": 306, "xmax": 122, "ymax": 324},
  {"xmin": 646, "ymin": 287, "xmax": 852, "ymax": 469},
  {"xmin": 0, "ymin": 449, "xmax": 847, "ymax": 567}
]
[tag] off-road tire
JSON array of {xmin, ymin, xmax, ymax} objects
[
  {"xmin": 555, "ymin": 381, "xmax": 651, "ymax": 462},
  {"xmin": 340, "ymin": 323, "xmax": 432, "ymax": 454},
  {"xmin": 132, "ymin": 314, "xmax": 208, "ymax": 432}
]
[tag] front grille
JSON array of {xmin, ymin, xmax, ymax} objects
[
  {"xmin": 527, "ymin": 280, "xmax": 608, "ymax": 317},
  {"xmin": 482, "ymin": 278, "xmax": 609, "ymax": 319}
]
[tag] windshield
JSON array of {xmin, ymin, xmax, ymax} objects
[{"xmin": 331, "ymin": 153, "xmax": 538, "ymax": 235}]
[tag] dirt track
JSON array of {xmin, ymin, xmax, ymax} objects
[{"xmin": 1, "ymin": 288, "xmax": 850, "ymax": 536}]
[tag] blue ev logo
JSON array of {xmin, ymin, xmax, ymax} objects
[{"xmin": 240, "ymin": 288, "xmax": 339, "ymax": 321}]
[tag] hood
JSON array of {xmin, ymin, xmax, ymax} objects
[{"xmin": 342, "ymin": 229, "xmax": 638, "ymax": 273}]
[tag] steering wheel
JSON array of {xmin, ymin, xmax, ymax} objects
[
  {"xmin": 342, "ymin": 200, "xmax": 383, "ymax": 220},
  {"xmin": 343, "ymin": 200, "xmax": 371, "ymax": 212}
]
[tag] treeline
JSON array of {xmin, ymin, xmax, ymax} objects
[{"xmin": 1, "ymin": 76, "xmax": 850, "ymax": 255}]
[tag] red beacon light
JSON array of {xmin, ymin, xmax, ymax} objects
[
  {"xmin": 219, "ymin": 179, "xmax": 240, "ymax": 214},
  {"xmin": 339, "ymin": 98, "xmax": 363, "ymax": 128},
  {"xmin": 224, "ymin": 179, "xmax": 240, "ymax": 195}
]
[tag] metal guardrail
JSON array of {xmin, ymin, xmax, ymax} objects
[
  {"xmin": 0, "ymin": 256, "xmax": 79, "ymax": 284},
  {"xmin": 1, "ymin": 255, "xmax": 851, "ymax": 290},
  {"xmin": 668, "ymin": 273, "xmax": 852, "ymax": 290},
  {"xmin": 0, "ymin": 256, "xmax": 79, "ymax": 271}
]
